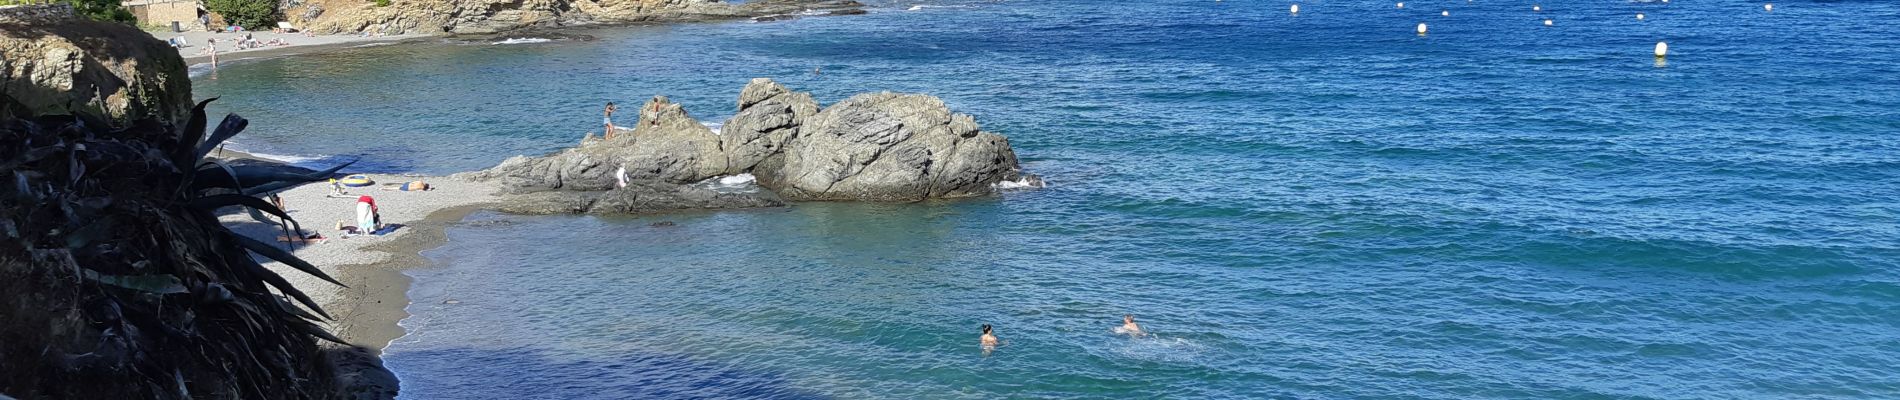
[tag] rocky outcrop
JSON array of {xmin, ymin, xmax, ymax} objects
[
  {"xmin": 465, "ymin": 78, "xmax": 1041, "ymax": 213},
  {"xmin": 0, "ymin": 10, "xmax": 193, "ymax": 126},
  {"xmin": 299, "ymin": 0, "xmax": 864, "ymax": 35},
  {"xmin": 769, "ymin": 92, "xmax": 1027, "ymax": 201},
  {"xmin": 720, "ymin": 77, "xmax": 816, "ymax": 175},
  {"xmin": 460, "ymin": 96, "xmax": 727, "ymax": 191}
]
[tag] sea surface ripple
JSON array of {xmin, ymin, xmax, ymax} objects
[{"xmin": 193, "ymin": 0, "xmax": 1900, "ymax": 398}]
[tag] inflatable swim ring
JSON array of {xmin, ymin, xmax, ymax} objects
[{"xmin": 338, "ymin": 175, "xmax": 375, "ymax": 187}]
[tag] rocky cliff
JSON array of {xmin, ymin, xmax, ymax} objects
[
  {"xmin": 464, "ymin": 78, "xmax": 1042, "ymax": 213},
  {"xmin": 297, "ymin": 0, "xmax": 864, "ymax": 35},
  {"xmin": 0, "ymin": 7, "xmax": 193, "ymax": 126}
]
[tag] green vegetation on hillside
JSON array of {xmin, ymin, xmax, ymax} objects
[{"xmin": 204, "ymin": 0, "xmax": 276, "ymax": 29}]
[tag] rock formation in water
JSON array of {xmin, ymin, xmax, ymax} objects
[
  {"xmin": 0, "ymin": 7, "xmax": 193, "ymax": 126},
  {"xmin": 464, "ymin": 78, "xmax": 1042, "ymax": 213},
  {"xmin": 297, "ymin": 0, "xmax": 864, "ymax": 35}
]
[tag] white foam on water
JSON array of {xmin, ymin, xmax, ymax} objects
[
  {"xmin": 492, "ymin": 38, "xmax": 552, "ymax": 45},
  {"xmin": 701, "ymin": 120, "xmax": 724, "ymax": 135},
  {"xmin": 350, "ymin": 42, "xmax": 397, "ymax": 48},
  {"xmin": 1111, "ymin": 334, "xmax": 1210, "ymax": 363},
  {"xmin": 717, "ymin": 173, "xmax": 756, "ymax": 186},
  {"xmin": 993, "ymin": 176, "xmax": 1046, "ymax": 190}
]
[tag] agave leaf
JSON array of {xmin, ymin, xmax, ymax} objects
[
  {"xmin": 238, "ymin": 180, "xmax": 307, "ymax": 197},
  {"xmin": 192, "ymin": 160, "xmax": 356, "ymax": 191},
  {"xmin": 193, "ymin": 114, "xmax": 247, "ymax": 161},
  {"xmin": 190, "ymin": 194, "xmax": 295, "ymax": 223},
  {"xmin": 237, "ymin": 258, "xmax": 332, "ymax": 320},
  {"xmin": 231, "ymin": 235, "xmax": 342, "ymax": 287},
  {"xmin": 190, "ymin": 166, "xmax": 242, "ymax": 193},
  {"xmin": 80, "ymin": 270, "xmax": 188, "ymax": 294},
  {"xmin": 291, "ymin": 319, "xmax": 347, "ymax": 345},
  {"xmin": 176, "ymin": 98, "xmax": 217, "ymax": 167},
  {"xmin": 271, "ymin": 296, "xmax": 326, "ymax": 323}
]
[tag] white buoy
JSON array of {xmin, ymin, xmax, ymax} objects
[
  {"xmin": 1654, "ymin": 42, "xmax": 1668, "ymax": 57},
  {"xmin": 1397, "ymin": 2, "xmax": 1405, "ymax": 9},
  {"xmin": 1764, "ymin": 3, "xmax": 1774, "ymax": 12},
  {"xmin": 1544, "ymin": 19, "xmax": 1553, "ymax": 26},
  {"xmin": 1441, "ymin": 10, "xmax": 1449, "ymax": 16},
  {"xmin": 1636, "ymin": 13, "xmax": 1645, "ymax": 20},
  {"xmin": 1417, "ymin": 22, "xmax": 1428, "ymax": 35},
  {"xmin": 1533, "ymin": 4, "xmax": 1541, "ymax": 11},
  {"xmin": 1291, "ymin": 4, "xmax": 1299, "ymax": 14}
]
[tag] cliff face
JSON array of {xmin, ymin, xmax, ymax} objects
[
  {"xmin": 297, "ymin": 0, "xmax": 863, "ymax": 35},
  {"xmin": 0, "ymin": 7, "xmax": 193, "ymax": 126}
]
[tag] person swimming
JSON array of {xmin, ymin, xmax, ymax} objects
[
  {"xmin": 1119, "ymin": 314, "xmax": 1144, "ymax": 336},
  {"xmin": 980, "ymin": 324, "xmax": 999, "ymax": 354}
]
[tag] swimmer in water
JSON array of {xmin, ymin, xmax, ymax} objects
[
  {"xmin": 980, "ymin": 324, "xmax": 999, "ymax": 354},
  {"xmin": 1121, "ymin": 314, "xmax": 1144, "ymax": 336}
]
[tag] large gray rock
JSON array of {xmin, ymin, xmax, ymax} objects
[
  {"xmin": 766, "ymin": 91, "xmax": 1030, "ymax": 201},
  {"xmin": 466, "ymin": 78, "xmax": 1040, "ymax": 211},
  {"xmin": 720, "ymin": 78, "xmax": 817, "ymax": 175},
  {"xmin": 457, "ymin": 95, "xmax": 727, "ymax": 192}
]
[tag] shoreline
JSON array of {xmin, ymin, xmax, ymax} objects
[
  {"xmin": 174, "ymin": 31, "xmax": 430, "ymax": 65},
  {"xmin": 214, "ymin": 149, "xmax": 497, "ymax": 354}
]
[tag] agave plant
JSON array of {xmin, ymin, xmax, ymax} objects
[{"xmin": 0, "ymin": 99, "xmax": 355, "ymax": 399}]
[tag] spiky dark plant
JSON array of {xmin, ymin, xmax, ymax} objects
[{"xmin": 0, "ymin": 99, "xmax": 355, "ymax": 399}]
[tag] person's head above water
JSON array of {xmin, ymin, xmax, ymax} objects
[
  {"xmin": 1124, "ymin": 314, "xmax": 1135, "ymax": 323},
  {"xmin": 981, "ymin": 324, "xmax": 992, "ymax": 334}
]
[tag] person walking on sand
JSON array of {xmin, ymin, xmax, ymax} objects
[
  {"xmin": 203, "ymin": 38, "xmax": 218, "ymax": 70},
  {"xmin": 602, "ymin": 102, "xmax": 619, "ymax": 140}
]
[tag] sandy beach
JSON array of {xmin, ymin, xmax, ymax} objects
[
  {"xmin": 212, "ymin": 153, "xmax": 500, "ymax": 352},
  {"xmin": 164, "ymin": 29, "xmax": 429, "ymax": 65}
]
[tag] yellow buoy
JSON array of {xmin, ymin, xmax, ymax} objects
[
  {"xmin": 1417, "ymin": 22, "xmax": 1428, "ymax": 35},
  {"xmin": 1291, "ymin": 4, "xmax": 1299, "ymax": 14},
  {"xmin": 1654, "ymin": 41, "xmax": 1668, "ymax": 57}
]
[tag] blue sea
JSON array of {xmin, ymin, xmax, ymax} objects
[{"xmin": 191, "ymin": 0, "xmax": 1900, "ymax": 398}]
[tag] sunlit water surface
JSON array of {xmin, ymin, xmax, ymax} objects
[{"xmin": 193, "ymin": 0, "xmax": 1900, "ymax": 398}]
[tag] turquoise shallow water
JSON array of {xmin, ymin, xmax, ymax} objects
[{"xmin": 191, "ymin": 0, "xmax": 1900, "ymax": 398}]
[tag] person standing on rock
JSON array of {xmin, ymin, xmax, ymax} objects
[{"xmin": 602, "ymin": 102, "xmax": 619, "ymax": 140}]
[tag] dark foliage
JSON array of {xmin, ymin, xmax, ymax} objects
[
  {"xmin": 204, "ymin": 0, "xmax": 278, "ymax": 30},
  {"xmin": 0, "ymin": 100, "xmax": 354, "ymax": 399}
]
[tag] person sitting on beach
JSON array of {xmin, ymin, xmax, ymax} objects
[
  {"xmin": 603, "ymin": 102, "xmax": 619, "ymax": 140},
  {"xmin": 355, "ymin": 195, "xmax": 382, "ymax": 234},
  {"xmin": 1119, "ymin": 314, "xmax": 1144, "ymax": 336}
]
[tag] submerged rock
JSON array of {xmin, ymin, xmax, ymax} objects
[{"xmin": 493, "ymin": 182, "xmax": 784, "ymax": 214}]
